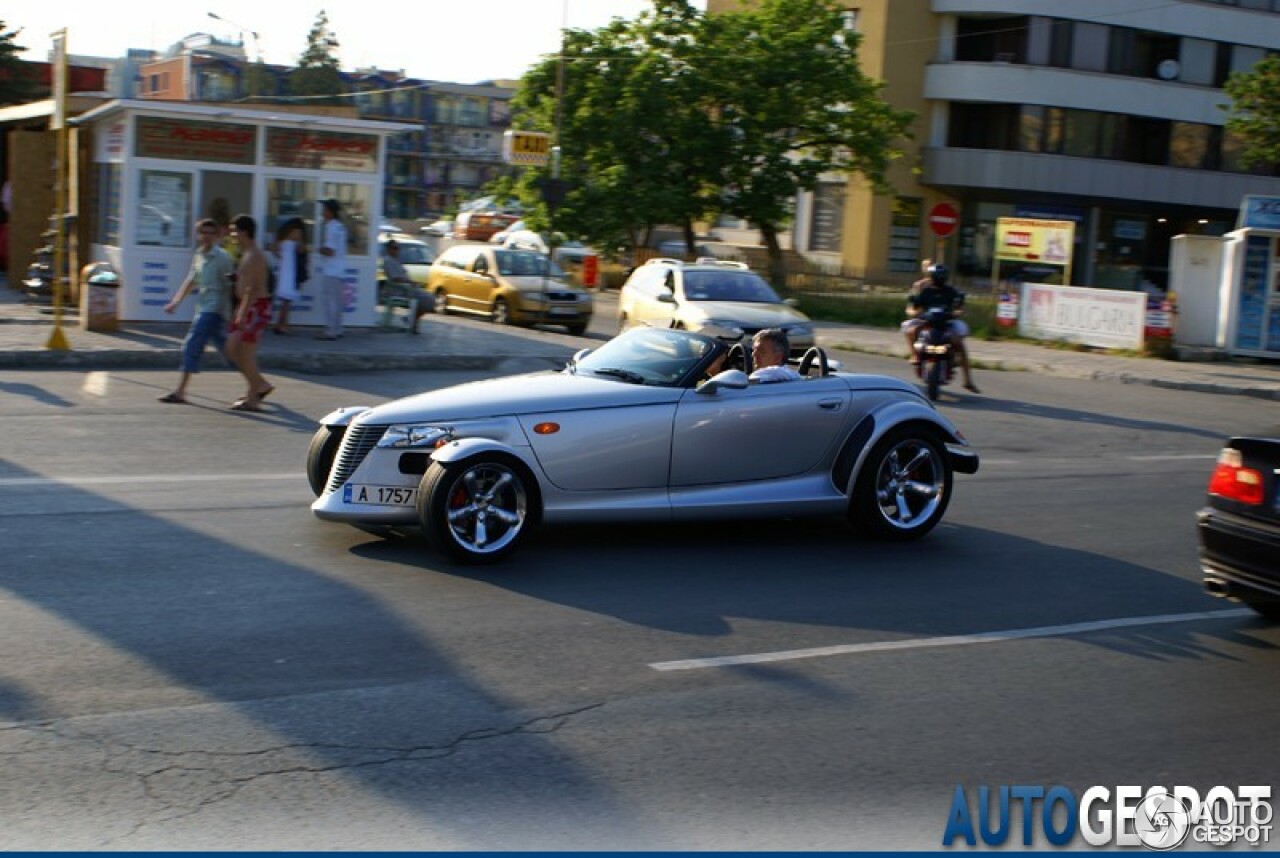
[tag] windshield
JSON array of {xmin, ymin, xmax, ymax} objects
[
  {"xmin": 397, "ymin": 244, "xmax": 433, "ymax": 265},
  {"xmin": 495, "ymin": 250, "xmax": 564, "ymax": 278},
  {"xmin": 682, "ymin": 270, "xmax": 781, "ymax": 303},
  {"xmin": 573, "ymin": 327, "xmax": 718, "ymax": 387}
]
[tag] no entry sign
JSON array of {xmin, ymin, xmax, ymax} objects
[{"xmin": 928, "ymin": 203, "xmax": 960, "ymax": 238}]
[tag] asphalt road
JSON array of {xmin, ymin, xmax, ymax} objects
[{"xmin": 1, "ymin": 355, "xmax": 1278, "ymax": 850}]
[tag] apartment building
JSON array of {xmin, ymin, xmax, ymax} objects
[
  {"xmin": 708, "ymin": 0, "xmax": 1280, "ymax": 288},
  {"xmin": 136, "ymin": 39, "xmax": 514, "ymax": 220}
]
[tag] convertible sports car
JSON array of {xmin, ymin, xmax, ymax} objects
[{"xmin": 308, "ymin": 327, "xmax": 980, "ymax": 563}]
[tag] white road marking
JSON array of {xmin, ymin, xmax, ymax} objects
[
  {"xmin": 1127, "ymin": 454, "xmax": 1218, "ymax": 462},
  {"xmin": 0, "ymin": 473, "xmax": 301, "ymax": 487},
  {"xmin": 82, "ymin": 372, "xmax": 110, "ymax": 397},
  {"xmin": 649, "ymin": 609, "xmax": 1254, "ymax": 672}
]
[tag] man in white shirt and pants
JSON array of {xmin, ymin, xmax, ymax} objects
[{"xmin": 317, "ymin": 198, "xmax": 348, "ymax": 340}]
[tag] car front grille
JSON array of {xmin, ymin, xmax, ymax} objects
[
  {"xmin": 545, "ymin": 292, "xmax": 577, "ymax": 302},
  {"xmin": 326, "ymin": 423, "xmax": 388, "ymax": 494}
]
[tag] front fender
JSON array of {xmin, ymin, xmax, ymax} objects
[
  {"xmin": 840, "ymin": 401, "xmax": 978, "ymax": 494},
  {"xmin": 319, "ymin": 406, "xmax": 372, "ymax": 427},
  {"xmin": 430, "ymin": 436, "xmax": 525, "ymax": 465}
]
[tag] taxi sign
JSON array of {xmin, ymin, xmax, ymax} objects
[{"xmin": 503, "ymin": 130, "xmax": 551, "ymax": 166}]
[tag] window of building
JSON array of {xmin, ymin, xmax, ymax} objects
[
  {"xmin": 948, "ymin": 103, "xmax": 1019, "ymax": 150},
  {"xmin": 1108, "ymin": 28, "xmax": 1179, "ymax": 78},
  {"xmin": 1231, "ymin": 44, "xmax": 1267, "ymax": 74},
  {"xmin": 809, "ymin": 183, "xmax": 844, "ymax": 253},
  {"xmin": 1170, "ymin": 122, "xmax": 1213, "ymax": 168},
  {"xmin": 1020, "ymin": 106, "xmax": 1045, "ymax": 152},
  {"xmin": 1180, "ymin": 37, "xmax": 1218, "ymax": 85},
  {"xmin": 956, "ymin": 16, "xmax": 1028, "ymax": 63},
  {"xmin": 1064, "ymin": 110, "xmax": 1101, "ymax": 157},
  {"xmin": 1070, "ymin": 22, "xmax": 1109, "ymax": 71}
]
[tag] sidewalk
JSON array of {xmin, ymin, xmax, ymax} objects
[{"xmin": 2, "ymin": 284, "xmax": 1278, "ymax": 400}]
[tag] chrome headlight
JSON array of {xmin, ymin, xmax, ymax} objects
[
  {"xmin": 378, "ymin": 424, "xmax": 454, "ymax": 449},
  {"xmin": 519, "ymin": 291, "xmax": 548, "ymax": 302}
]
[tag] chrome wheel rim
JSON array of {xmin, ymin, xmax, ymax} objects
[
  {"xmin": 493, "ymin": 301, "xmax": 509, "ymax": 325},
  {"xmin": 445, "ymin": 463, "xmax": 527, "ymax": 554},
  {"xmin": 873, "ymin": 439, "xmax": 944, "ymax": 530}
]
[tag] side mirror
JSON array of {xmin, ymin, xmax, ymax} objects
[
  {"xmin": 657, "ymin": 292, "xmax": 678, "ymax": 305},
  {"xmin": 697, "ymin": 368, "xmax": 750, "ymax": 394},
  {"xmin": 570, "ymin": 348, "xmax": 592, "ymax": 366}
]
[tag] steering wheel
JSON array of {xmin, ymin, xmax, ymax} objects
[
  {"xmin": 724, "ymin": 342, "xmax": 752, "ymax": 375},
  {"xmin": 797, "ymin": 347, "xmax": 829, "ymax": 378}
]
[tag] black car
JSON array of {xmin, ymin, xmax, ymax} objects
[{"xmin": 1199, "ymin": 437, "xmax": 1280, "ymax": 619}]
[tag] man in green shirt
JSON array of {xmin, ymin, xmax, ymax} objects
[{"xmin": 158, "ymin": 218, "xmax": 235, "ymax": 404}]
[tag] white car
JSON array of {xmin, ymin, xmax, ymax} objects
[{"xmin": 618, "ymin": 258, "xmax": 815, "ymax": 352}]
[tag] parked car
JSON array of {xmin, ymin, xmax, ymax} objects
[
  {"xmin": 426, "ymin": 243, "xmax": 593, "ymax": 335},
  {"xmin": 454, "ymin": 210, "xmax": 520, "ymax": 242},
  {"xmin": 618, "ymin": 257, "xmax": 815, "ymax": 353},
  {"xmin": 420, "ymin": 219, "xmax": 454, "ymax": 238},
  {"xmin": 1199, "ymin": 436, "xmax": 1280, "ymax": 619},
  {"xmin": 307, "ymin": 326, "xmax": 980, "ymax": 562},
  {"xmin": 488, "ymin": 219, "xmax": 526, "ymax": 244}
]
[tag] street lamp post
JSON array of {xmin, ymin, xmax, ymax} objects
[{"xmin": 207, "ymin": 11, "xmax": 262, "ymax": 62}]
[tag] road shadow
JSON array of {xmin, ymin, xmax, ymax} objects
[
  {"xmin": 362, "ymin": 518, "xmax": 1279, "ymax": 664},
  {"xmin": 0, "ymin": 381, "xmax": 76, "ymax": 408},
  {"xmin": 937, "ymin": 393, "xmax": 1228, "ymax": 441},
  {"xmin": 0, "ymin": 459, "xmax": 658, "ymax": 850}
]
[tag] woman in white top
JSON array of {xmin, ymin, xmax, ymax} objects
[{"xmin": 272, "ymin": 218, "xmax": 307, "ymax": 334}]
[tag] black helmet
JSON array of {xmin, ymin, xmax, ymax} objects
[{"xmin": 927, "ymin": 263, "xmax": 949, "ymax": 285}]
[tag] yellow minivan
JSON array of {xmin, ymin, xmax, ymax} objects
[{"xmin": 427, "ymin": 243, "xmax": 593, "ymax": 335}]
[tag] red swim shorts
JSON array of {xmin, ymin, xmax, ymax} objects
[{"xmin": 230, "ymin": 298, "xmax": 272, "ymax": 344}]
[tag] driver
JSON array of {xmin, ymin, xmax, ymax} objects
[
  {"xmin": 748, "ymin": 328, "xmax": 802, "ymax": 383},
  {"xmin": 902, "ymin": 264, "xmax": 980, "ymax": 393}
]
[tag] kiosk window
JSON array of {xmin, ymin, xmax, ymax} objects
[
  {"xmin": 94, "ymin": 164, "xmax": 122, "ymax": 246},
  {"xmin": 136, "ymin": 170, "xmax": 192, "ymax": 248},
  {"xmin": 319, "ymin": 182, "xmax": 372, "ymax": 256}
]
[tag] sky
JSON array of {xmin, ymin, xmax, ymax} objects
[{"xmin": 7, "ymin": 1, "xmax": 705, "ymax": 85}]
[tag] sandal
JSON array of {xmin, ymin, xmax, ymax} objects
[
  {"xmin": 230, "ymin": 400, "xmax": 263, "ymax": 412},
  {"xmin": 158, "ymin": 393, "xmax": 187, "ymax": 404}
]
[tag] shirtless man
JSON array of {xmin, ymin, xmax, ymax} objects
[{"xmin": 225, "ymin": 214, "xmax": 275, "ymax": 411}]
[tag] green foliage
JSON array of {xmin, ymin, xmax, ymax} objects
[
  {"xmin": 0, "ymin": 21, "xmax": 38, "ymax": 106},
  {"xmin": 797, "ymin": 292, "xmax": 999, "ymax": 339},
  {"xmin": 288, "ymin": 10, "xmax": 343, "ymax": 102},
  {"xmin": 501, "ymin": 0, "xmax": 912, "ymax": 274},
  {"xmin": 1224, "ymin": 54, "xmax": 1280, "ymax": 170},
  {"xmin": 242, "ymin": 62, "xmax": 274, "ymax": 100}
]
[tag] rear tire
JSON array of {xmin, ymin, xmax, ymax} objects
[
  {"xmin": 850, "ymin": 427, "xmax": 952, "ymax": 540},
  {"xmin": 567, "ymin": 322, "xmax": 588, "ymax": 337},
  {"xmin": 306, "ymin": 425, "xmax": 345, "ymax": 497},
  {"xmin": 433, "ymin": 288, "xmax": 449, "ymax": 314}
]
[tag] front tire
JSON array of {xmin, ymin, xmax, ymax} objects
[
  {"xmin": 850, "ymin": 428, "xmax": 952, "ymax": 540},
  {"xmin": 433, "ymin": 288, "xmax": 449, "ymax": 314},
  {"xmin": 491, "ymin": 299, "xmax": 511, "ymax": 326},
  {"xmin": 417, "ymin": 454, "xmax": 537, "ymax": 563},
  {"xmin": 567, "ymin": 321, "xmax": 588, "ymax": 336},
  {"xmin": 926, "ymin": 360, "xmax": 943, "ymax": 401},
  {"xmin": 306, "ymin": 425, "xmax": 345, "ymax": 497},
  {"xmin": 1243, "ymin": 596, "xmax": 1280, "ymax": 622}
]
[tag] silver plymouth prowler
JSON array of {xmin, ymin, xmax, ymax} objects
[{"xmin": 308, "ymin": 327, "xmax": 980, "ymax": 563}]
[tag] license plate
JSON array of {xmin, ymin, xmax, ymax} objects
[
  {"xmin": 343, "ymin": 484, "xmax": 417, "ymax": 506},
  {"xmin": 548, "ymin": 306, "xmax": 578, "ymax": 317}
]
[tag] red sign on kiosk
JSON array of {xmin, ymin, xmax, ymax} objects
[{"xmin": 927, "ymin": 203, "xmax": 959, "ymax": 238}]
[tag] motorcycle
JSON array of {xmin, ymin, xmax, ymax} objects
[{"xmin": 913, "ymin": 305, "xmax": 957, "ymax": 401}]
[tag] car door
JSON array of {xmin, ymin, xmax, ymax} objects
[{"xmin": 668, "ymin": 376, "xmax": 851, "ymax": 486}]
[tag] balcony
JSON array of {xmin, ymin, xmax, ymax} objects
[
  {"xmin": 922, "ymin": 146, "xmax": 1280, "ymax": 209},
  {"xmin": 925, "ymin": 62, "xmax": 1229, "ymax": 125}
]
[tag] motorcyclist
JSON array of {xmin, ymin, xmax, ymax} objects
[{"xmin": 901, "ymin": 264, "xmax": 980, "ymax": 393}]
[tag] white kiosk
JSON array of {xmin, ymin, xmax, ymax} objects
[
  {"xmin": 72, "ymin": 100, "xmax": 415, "ymax": 326},
  {"xmin": 1217, "ymin": 196, "xmax": 1280, "ymax": 357}
]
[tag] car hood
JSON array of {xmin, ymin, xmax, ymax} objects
[
  {"xmin": 685, "ymin": 301, "xmax": 810, "ymax": 326},
  {"xmin": 364, "ymin": 371, "xmax": 683, "ymax": 425}
]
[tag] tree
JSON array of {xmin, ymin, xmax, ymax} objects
[
  {"xmin": 1223, "ymin": 54, "xmax": 1280, "ymax": 170},
  {"xmin": 289, "ymin": 10, "xmax": 343, "ymax": 102},
  {"xmin": 242, "ymin": 61, "xmax": 275, "ymax": 100},
  {"xmin": 0, "ymin": 21, "xmax": 38, "ymax": 106},
  {"xmin": 503, "ymin": 0, "xmax": 912, "ymax": 285},
  {"xmin": 509, "ymin": 1, "xmax": 725, "ymax": 255},
  {"xmin": 702, "ymin": 0, "xmax": 914, "ymax": 287}
]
